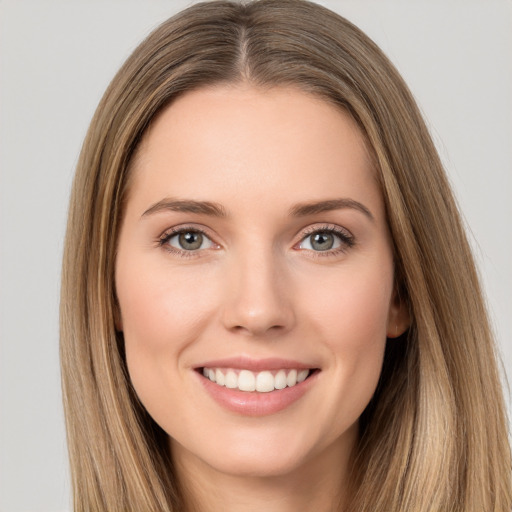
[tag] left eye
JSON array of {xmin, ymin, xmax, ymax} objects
[
  {"xmin": 166, "ymin": 230, "xmax": 215, "ymax": 251},
  {"xmin": 298, "ymin": 230, "xmax": 345, "ymax": 252}
]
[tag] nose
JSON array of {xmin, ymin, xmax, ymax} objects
[{"xmin": 220, "ymin": 247, "xmax": 295, "ymax": 337}]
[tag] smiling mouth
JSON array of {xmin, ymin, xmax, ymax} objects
[{"xmin": 199, "ymin": 367, "xmax": 317, "ymax": 393}]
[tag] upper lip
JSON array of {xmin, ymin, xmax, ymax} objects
[{"xmin": 195, "ymin": 356, "xmax": 317, "ymax": 372}]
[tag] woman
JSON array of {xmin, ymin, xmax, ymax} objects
[{"xmin": 60, "ymin": 0, "xmax": 511, "ymax": 510}]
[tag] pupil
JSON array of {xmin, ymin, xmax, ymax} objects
[
  {"xmin": 312, "ymin": 232, "xmax": 334, "ymax": 251},
  {"xmin": 179, "ymin": 231, "xmax": 203, "ymax": 250}
]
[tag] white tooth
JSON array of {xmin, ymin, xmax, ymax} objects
[
  {"xmin": 274, "ymin": 370, "xmax": 287, "ymax": 390},
  {"xmin": 215, "ymin": 369, "xmax": 225, "ymax": 386},
  {"xmin": 225, "ymin": 370, "xmax": 238, "ymax": 389},
  {"xmin": 207, "ymin": 368, "xmax": 216, "ymax": 382},
  {"xmin": 203, "ymin": 367, "xmax": 208, "ymax": 377},
  {"xmin": 297, "ymin": 369, "xmax": 309, "ymax": 383},
  {"xmin": 238, "ymin": 370, "xmax": 256, "ymax": 391},
  {"xmin": 256, "ymin": 371, "xmax": 275, "ymax": 392},
  {"xmin": 287, "ymin": 369, "xmax": 297, "ymax": 387}
]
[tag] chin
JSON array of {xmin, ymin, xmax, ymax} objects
[
  {"xmin": 209, "ymin": 450, "xmax": 306, "ymax": 479},
  {"xmin": 171, "ymin": 424, "xmax": 339, "ymax": 481}
]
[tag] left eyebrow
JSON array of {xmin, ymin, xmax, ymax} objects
[{"xmin": 289, "ymin": 198, "xmax": 374, "ymax": 221}]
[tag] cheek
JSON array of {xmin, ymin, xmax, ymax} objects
[
  {"xmin": 301, "ymin": 261, "xmax": 393, "ymax": 411},
  {"xmin": 117, "ymin": 258, "xmax": 216, "ymax": 348},
  {"xmin": 305, "ymin": 259, "xmax": 393, "ymax": 344},
  {"xmin": 115, "ymin": 258, "xmax": 218, "ymax": 407}
]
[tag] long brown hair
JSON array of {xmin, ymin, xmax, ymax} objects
[{"xmin": 60, "ymin": 1, "xmax": 511, "ymax": 510}]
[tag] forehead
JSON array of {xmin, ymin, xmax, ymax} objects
[{"xmin": 127, "ymin": 84, "xmax": 381, "ymax": 218}]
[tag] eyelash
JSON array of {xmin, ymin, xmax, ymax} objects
[
  {"xmin": 157, "ymin": 224, "xmax": 355, "ymax": 258},
  {"xmin": 296, "ymin": 224, "xmax": 355, "ymax": 258},
  {"xmin": 158, "ymin": 225, "xmax": 215, "ymax": 258}
]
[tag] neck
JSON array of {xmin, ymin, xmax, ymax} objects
[{"xmin": 171, "ymin": 431, "xmax": 356, "ymax": 512}]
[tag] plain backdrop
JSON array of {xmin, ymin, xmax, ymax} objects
[{"xmin": 0, "ymin": 1, "xmax": 510, "ymax": 510}]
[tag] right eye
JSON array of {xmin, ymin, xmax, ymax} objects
[{"xmin": 160, "ymin": 228, "xmax": 216, "ymax": 253}]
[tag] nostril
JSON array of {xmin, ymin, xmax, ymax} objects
[{"xmin": 230, "ymin": 323, "xmax": 287, "ymax": 337}]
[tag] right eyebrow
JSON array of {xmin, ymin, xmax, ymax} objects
[{"xmin": 141, "ymin": 198, "xmax": 228, "ymax": 219}]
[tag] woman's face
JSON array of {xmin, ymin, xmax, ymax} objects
[{"xmin": 115, "ymin": 85, "xmax": 407, "ymax": 479}]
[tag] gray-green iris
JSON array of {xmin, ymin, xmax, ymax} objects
[
  {"xmin": 311, "ymin": 232, "xmax": 334, "ymax": 251},
  {"xmin": 179, "ymin": 231, "xmax": 203, "ymax": 250}
]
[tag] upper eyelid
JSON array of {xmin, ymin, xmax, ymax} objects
[
  {"xmin": 158, "ymin": 226, "xmax": 219, "ymax": 257},
  {"xmin": 159, "ymin": 223, "xmax": 215, "ymax": 240},
  {"xmin": 157, "ymin": 225, "xmax": 219, "ymax": 253},
  {"xmin": 295, "ymin": 224, "xmax": 355, "ymax": 251},
  {"xmin": 297, "ymin": 223, "xmax": 353, "ymax": 240}
]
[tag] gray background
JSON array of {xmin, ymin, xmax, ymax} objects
[{"xmin": 1, "ymin": 1, "xmax": 510, "ymax": 510}]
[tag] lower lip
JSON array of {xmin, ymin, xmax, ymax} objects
[{"xmin": 196, "ymin": 370, "xmax": 319, "ymax": 416}]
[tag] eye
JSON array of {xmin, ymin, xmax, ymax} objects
[
  {"xmin": 297, "ymin": 227, "xmax": 354, "ymax": 253},
  {"xmin": 161, "ymin": 228, "xmax": 216, "ymax": 252}
]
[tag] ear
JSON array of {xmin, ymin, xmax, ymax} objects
[{"xmin": 386, "ymin": 284, "xmax": 410, "ymax": 338}]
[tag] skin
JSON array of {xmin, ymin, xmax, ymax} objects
[{"xmin": 115, "ymin": 84, "xmax": 409, "ymax": 512}]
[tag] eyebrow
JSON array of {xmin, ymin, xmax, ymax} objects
[
  {"xmin": 289, "ymin": 198, "xmax": 374, "ymax": 221},
  {"xmin": 141, "ymin": 197, "xmax": 373, "ymax": 221},
  {"xmin": 142, "ymin": 199, "xmax": 227, "ymax": 218}
]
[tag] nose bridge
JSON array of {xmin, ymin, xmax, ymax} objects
[{"xmin": 221, "ymin": 241, "xmax": 294, "ymax": 336}]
